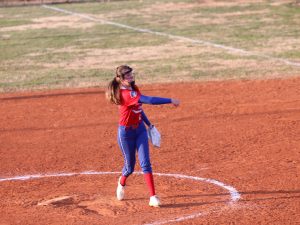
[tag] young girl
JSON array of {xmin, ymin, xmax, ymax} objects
[{"xmin": 106, "ymin": 65, "xmax": 180, "ymax": 207}]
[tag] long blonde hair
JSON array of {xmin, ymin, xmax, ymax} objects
[{"xmin": 106, "ymin": 65, "xmax": 133, "ymax": 105}]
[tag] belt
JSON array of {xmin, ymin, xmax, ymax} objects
[{"xmin": 124, "ymin": 123, "xmax": 140, "ymax": 130}]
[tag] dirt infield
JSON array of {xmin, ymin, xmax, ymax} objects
[{"xmin": 0, "ymin": 78, "xmax": 299, "ymax": 225}]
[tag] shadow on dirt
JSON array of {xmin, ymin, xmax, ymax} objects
[
  {"xmin": 162, "ymin": 190, "xmax": 300, "ymax": 208},
  {"xmin": 0, "ymin": 90, "xmax": 103, "ymax": 101},
  {"xmin": 0, "ymin": 122, "xmax": 115, "ymax": 133}
]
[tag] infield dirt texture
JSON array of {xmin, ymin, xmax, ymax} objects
[{"xmin": 0, "ymin": 0, "xmax": 300, "ymax": 225}]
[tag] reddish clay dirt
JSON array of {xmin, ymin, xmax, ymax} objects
[{"xmin": 0, "ymin": 78, "xmax": 299, "ymax": 225}]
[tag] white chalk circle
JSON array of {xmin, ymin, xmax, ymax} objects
[{"xmin": 0, "ymin": 171, "xmax": 240, "ymax": 224}]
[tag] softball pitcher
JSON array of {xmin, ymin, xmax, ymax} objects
[{"xmin": 106, "ymin": 65, "xmax": 180, "ymax": 207}]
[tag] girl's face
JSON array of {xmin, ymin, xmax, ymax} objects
[{"xmin": 121, "ymin": 71, "xmax": 134, "ymax": 87}]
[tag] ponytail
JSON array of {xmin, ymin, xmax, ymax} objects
[
  {"xmin": 106, "ymin": 77, "xmax": 121, "ymax": 105},
  {"xmin": 106, "ymin": 65, "xmax": 134, "ymax": 105}
]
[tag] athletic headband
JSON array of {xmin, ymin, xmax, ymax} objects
[{"xmin": 116, "ymin": 65, "xmax": 133, "ymax": 78}]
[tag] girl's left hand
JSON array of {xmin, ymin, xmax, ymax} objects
[{"xmin": 171, "ymin": 99, "xmax": 180, "ymax": 107}]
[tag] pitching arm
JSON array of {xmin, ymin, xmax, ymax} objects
[{"xmin": 138, "ymin": 95, "xmax": 172, "ymax": 105}]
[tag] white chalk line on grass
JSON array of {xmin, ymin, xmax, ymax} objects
[
  {"xmin": 42, "ymin": 4, "xmax": 300, "ymax": 68},
  {"xmin": 0, "ymin": 171, "xmax": 241, "ymax": 225}
]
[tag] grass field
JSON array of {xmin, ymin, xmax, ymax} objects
[{"xmin": 1, "ymin": 0, "xmax": 300, "ymax": 92}]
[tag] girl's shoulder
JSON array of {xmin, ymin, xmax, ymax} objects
[
  {"xmin": 119, "ymin": 86, "xmax": 141, "ymax": 106},
  {"xmin": 120, "ymin": 86, "xmax": 140, "ymax": 97}
]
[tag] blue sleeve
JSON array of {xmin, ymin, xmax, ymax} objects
[
  {"xmin": 138, "ymin": 95, "xmax": 172, "ymax": 105},
  {"xmin": 141, "ymin": 110, "xmax": 151, "ymax": 126}
]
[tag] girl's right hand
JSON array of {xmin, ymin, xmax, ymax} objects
[{"xmin": 171, "ymin": 99, "xmax": 180, "ymax": 107}]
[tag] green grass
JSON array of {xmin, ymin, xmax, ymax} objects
[
  {"xmin": 0, "ymin": 5, "xmax": 57, "ymax": 19},
  {"xmin": 0, "ymin": 68, "xmax": 112, "ymax": 92},
  {"xmin": 0, "ymin": 18, "xmax": 32, "ymax": 27},
  {"xmin": 0, "ymin": 0, "xmax": 299, "ymax": 92}
]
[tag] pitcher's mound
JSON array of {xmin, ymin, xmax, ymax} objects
[
  {"xmin": 78, "ymin": 195, "xmax": 126, "ymax": 217},
  {"xmin": 37, "ymin": 196, "xmax": 74, "ymax": 206}
]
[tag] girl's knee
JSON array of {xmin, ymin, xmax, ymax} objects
[
  {"xmin": 123, "ymin": 166, "xmax": 135, "ymax": 176},
  {"xmin": 141, "ymin": 162, "xmax": 152, "ymax": 174},
  {"xmin": 127, "ymin": 168, "xmax": 135, "ymax": 175}
]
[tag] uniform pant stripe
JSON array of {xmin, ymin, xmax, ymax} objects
[{"xmin": 118, "ymin": 128, "xmax": 129, "ymax": 176}]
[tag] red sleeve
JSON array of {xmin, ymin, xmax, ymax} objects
[{"xmin": 120, "ymin": 88, "xmax": 141, "ymax": 107}]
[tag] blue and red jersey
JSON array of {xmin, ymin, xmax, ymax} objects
[
  {"xmin": 119, "ymin": 86, "xmax": 142, "ymax": 126},
  {"xmin": 119, "ymin": 85, "xmax": 172, "ymax": 127}
]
